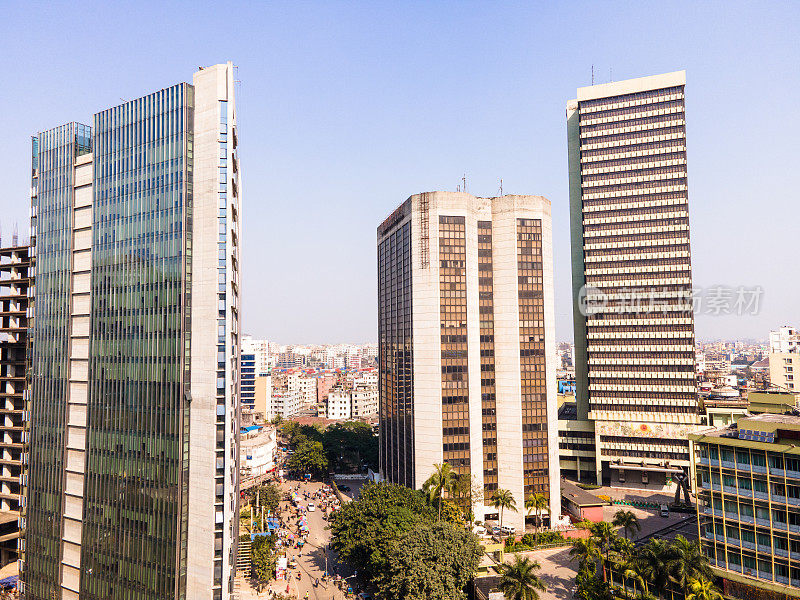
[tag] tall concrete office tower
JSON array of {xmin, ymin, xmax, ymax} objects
[
  {"xmin": 0, "ymin": 241, "xmax": 30, "ymax": 565},
  {"xmin": 22, "ymin": 63, "xmax": 242, "ymax": 600},
  {"xmin": 567, "ymin": 71, "xmax": 698, "ymax": 488},
  {"xmin": 377, "ymin": 191, "xmax": 558, "ymax": 531}
]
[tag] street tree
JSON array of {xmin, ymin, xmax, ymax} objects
[
  {"xmin": 287, "ymin": 439, "xmax": 328, "ymax": 476},
  {"xmin": 525, "ymin": 493, "xmax": 548, "ymax": 542},
  {"xmin": 329, "ymin": 482, "xmax": 435, "ymax": 582},
  {"xmin": 490, "ymin": 489, "xmax": 517, "ymax": 530},
  {"xmin": 686, "ymin": 577, "xmax": 722, "ymax": 600},
  {"xmin": 496, "ymin": 555, "xmax": 547, "ymax": 600},
  {"xmin": 612, "ymin": 509, "xmax": 641, "ymax": 541},
  {"xmin": 422, "ymin": 462, "xmax": 456, "ymax": 521},
  {"xmin": 380, "ymin": 521, "xmax": 482, "ymax": 600},
  {"xmin": 667, "ymin": 536, "xmax": 713, "ymax": 593},
  {"xmin": 255, "ymin": 483, "xmax": 282, "ymax": 513},
  {"xmin": 250, "ymin": 534, "xmax": 277, "ymax": 583}
]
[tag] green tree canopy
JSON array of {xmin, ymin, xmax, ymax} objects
[
  {"xmin": 497, "ymin": 555, "xmax": 547, "ymax": 600},
  {"xmin": 323, "ymin": 421, "xmax": 378, "ymax": 472},
  {"xmin": 329, "ymin": 483, "xmax": 435, "ymax": 582},
  {"xmin": 254, "ymin": 483, "xmax": 282, "ymax": 512},
  {"xmin": 251, "ymin": 534, "xmax": 277, "ymax": 582},
  {"xmin": 379, "ymin": 521, "xmax": 483, "ymax": 600},
  {"xmin": 287, "ymin": 439, "xmax": 328, "ymax": 476},
  {"xmin": 611, "ymin": 509, "xmax": 641, "ymax": 541}
]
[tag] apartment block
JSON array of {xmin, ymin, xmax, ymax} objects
[
  {"xmin": 326, "ymin": 390, "xmax": 351, "ymax": 420},
  {"xmin": 770, "ymin": 326, "xmax": 800, "ymax": 394},
  {"xmin": 692, "ymin": 414, "xmax": 800, "ymax": 598},
  {"xmin": 351, "ymin": 385, "xmax": 378, "ymax": 419},
  {"xmin": 378, "ymin": 191, "xmax": 558, "ymax": 531},
  {"xmin": 241, "ymin": 353, "xmax": 256, "ymax": 409},
  {"xmin": 22, "ymin": 63, "xmax": 242, "ymax": 600},
  {"xmin": 567, "ymin": 71, "xmax": 699, "ymax": 488},
  {"xmin": 0, "ymin": 242, "xmax": 29, "ymax": 565}
]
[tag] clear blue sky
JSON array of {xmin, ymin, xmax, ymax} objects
[{"xmin": 2, "ymin": 1, "xmax": 797, "ymax": 344}]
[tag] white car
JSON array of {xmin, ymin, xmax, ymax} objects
[{"xmin": 308, "ymin": 503, "xmax": 316, "ymax": 512}]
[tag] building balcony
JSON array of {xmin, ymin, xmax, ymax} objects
[
  {"xmin": 755, "ymin": 491, "xmax": 769, "ymax": 500},
  {"xmin": 788, "ymin": 470, "xmax": 800, "ymax": 480},
  {"xmin": 725, "ymin": 511, "xmax": 739, "ymax": 521},
  {"xmin": 742, "ymin": 540, "xmax": 756, "ymax": 551},
  {"xmin": 774, "ymin": 521, "xmax": 788, "ymax": 531},
  {"xmin": 759, "ymin": 544, "xmax": 774, "ymax": 554},
  {"xmin": 740, "ymin": 514, "xmax": 754, "ymax": 524},
  {"xmin": 774, "ymin": 494, "xmax": 787, "ymax": 504},
  {"xmin": 753, "ymin": 465, "xmax": 768, "ymax": 474},
  {"xmin": 770, "ymin": 467, "xmax": 785, "ymax": 477},
  {"xmin": 775, "ymin": 548, "xmax": 789, "ymax": 558},
  {"xmin": 739, "ymin": 489, "xmax": 753, "ymax": 498},
  {"xmin": 727, "ymin": 537, "xmax": 741, "ymax": 547},
  {"xmin": 723, "ymin": 485, "xmax": 737, "ymax": 494},
  {"xmin": 710, "ymin": 459, "xmax": 720, "ymax": 467},
  {"xmin": 789, "ymin": 497, "xmax": 800, "ymax": 507},
  {"xmin": 777, "ymin": 575, "xmax": 790, "ymax": 585},
  {"xmin": 755, "ymin": 517, "xmax": 771, "ymax": 527},
  {"xmin": 699, "ymin": 457, "xmax": 709, "ymax": 466}
]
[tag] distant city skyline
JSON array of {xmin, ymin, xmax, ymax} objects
[{"xmin": 2, "ymin": 1, "xmax": 797, "ymax": 343}]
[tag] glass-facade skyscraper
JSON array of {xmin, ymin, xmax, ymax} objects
[{"xmin": 22, "ymin": 63, "xmax": 242, "ymax": 600}]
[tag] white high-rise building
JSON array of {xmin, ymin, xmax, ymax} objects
[
  {"xmin": 23, "ymin": 63, "xmax": 241, "ymax": 600},
  {"xmin": 377, "ymin": 191, "xmax": 558, "ymax": 531},
  {"xmin": 567, "ymin": 71, "xmax": 699, "ymax": 488}
]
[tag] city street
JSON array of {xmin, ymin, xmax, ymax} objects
[{"xmin": 238, "ymin": 477, "xmax": 358, "ymax": 600}]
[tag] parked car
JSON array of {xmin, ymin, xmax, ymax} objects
[
  {"xmin": 308, "ymin": 503, "xmax": 316, "ymax": 512},
  {"xmin": 500, "ymin": 525, "xmax": 516, "ymax": 536},
  {"xmin": 660, "ymin": 504, "xmax": 670, "ymax": 518}
]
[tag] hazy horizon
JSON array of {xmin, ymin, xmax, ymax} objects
[{"xmin": 2, "ymin": 2, "xmax": 797, "ymax": 344}]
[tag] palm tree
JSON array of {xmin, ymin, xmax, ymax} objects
[
  {"xmin": 497, "ymin": 556, "xmax": 547, "ymax": 600},
  {"xmin": 686, "ymin": 577, "xmax": 722, "ymax": 600},
  {"xmin": 668, "ymin": 536, "xmax": 713, "ymax": 592},
  {"xmin": 525, "ymin": 492, "xmax": 548, "ymax": 542},
  {"xmin": 589, "ymin": 521, "xmax": 617, "ymax": 582},
  {"xmin": 639, "ymin": 538, "xmax": 672, "ymax": 599},
  {"xmin": 422, "ymin": 462, "xmax": 455, "ymax": 521},
  {"xmin": 620, "ymin": 558, "xmax": 648, "ymax": 600},
  {"xmin": 569, "ymin": 537, "xmax": 600, "ymax": 574},
  {"xmin": 491, "ymin": 489, "xmax": 518, "ymax": 530},
  {"xmin": 612, "ymin": 509, "xmax": 641, "ymax": 541}
]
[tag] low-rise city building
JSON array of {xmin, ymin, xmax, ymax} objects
[
  {"xmin": 692, "ymin": 413, "xmax": 800, "ymax": 598},
  {"xmin": 240, "ymin": 426, "xmax": 277, "ymax": 480}
]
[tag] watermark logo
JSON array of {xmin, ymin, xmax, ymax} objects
[{"xmin": 577, "ymin": 285, "xmax": 763, "ymax": 317}]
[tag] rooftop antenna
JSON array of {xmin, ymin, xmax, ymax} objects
[
  {"xmin": 499, "ymin": 178, "xmax": 503, "ymax": 196},
  {"xmin": 591, "ymin": 64, "xmax": 594, "ymax": 85},
  {"xmin": 12, "ymin": 223, "xmax": 18, "ymax": 247},
  {"xmin": 610, "ymin": 67, "xmax": 613, "ymax": 82},
  {"xmin": 462, "ymin": 173, "xmax": 467, "ymax": 193}
]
